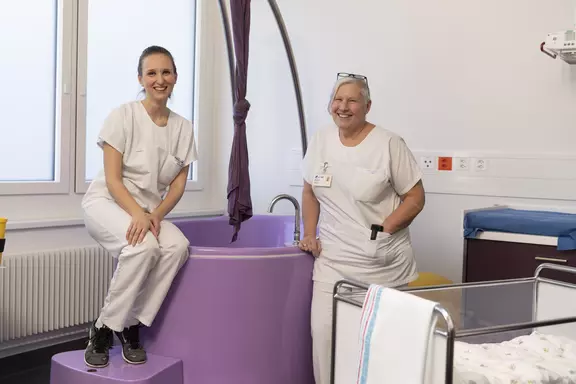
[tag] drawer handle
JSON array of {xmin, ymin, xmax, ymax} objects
[{"xmin": 535, "ymin": 256, "xmax": 568, "ymax": 263}]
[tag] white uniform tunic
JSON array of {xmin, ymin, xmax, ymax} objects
[
  {"xmin": 81, "ymin": 101, "xmax": 197, "ymax": 332},
  {"xmin": 83, "ymin": 101, "xmax": 197, "ymax": 213},
  {"xmin": 303, "ymin": 124, "xmax": 422, "ymax": 286}
]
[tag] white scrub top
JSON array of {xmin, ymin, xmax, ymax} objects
[
  {"xmin": 302, "ymin": 125, "xmax": 423, "ymax": 286},
  {"xmin": 82, "ymin": 101, "xmax": 198, "ymax": 213}
]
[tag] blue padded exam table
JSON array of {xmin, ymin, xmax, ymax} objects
[{"xmin": 464, "ymin": 208, "xmax": 576, "ymax": 251}]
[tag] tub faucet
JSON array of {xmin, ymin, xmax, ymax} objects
[{"xmin": 267, "ymin": 194, "xmax": 301, "ymax": 245}]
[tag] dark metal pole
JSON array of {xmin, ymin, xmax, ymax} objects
[
  {"xmin": 217, "ymin": 0, "xmax": 308, "ymax": 156},
  {"xmin": 266, "ymin": 0, "xmax": 308, "ymax": 156},
  {"xmin": 217, "ymin": 0, "xmax": 236, "ymax": 105}
]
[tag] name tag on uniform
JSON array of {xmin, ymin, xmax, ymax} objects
[
  {"xmin": 313, "ymin": 174, "xmax": 332, "ymax": 187},
  {"xmin": 313, "ymin": 161, "xmax": 332, "ymax": 187}
]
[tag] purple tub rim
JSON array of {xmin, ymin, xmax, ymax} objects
[
  {"xmin": 171, "ymin": 213, "xmax": 296, "ymax": 223},
  {"xmin": 173, "ymin": 214, "xmax": 307, "ymax": 257},
  {"xmin": 188, "ymin": 245, "xmax": 308, "ymax": 257}
]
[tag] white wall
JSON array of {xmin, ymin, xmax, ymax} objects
[{"xmin": 215, "ymin": 0, "xmax": 576, "ymax": 282}]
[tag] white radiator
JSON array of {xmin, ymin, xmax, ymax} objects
[{"xmin": 0, "ymin": 245, "xmax": 114, "ymax": 344}]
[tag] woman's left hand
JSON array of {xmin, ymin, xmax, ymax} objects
[
  {"xmin": 148, "ymin": 212, "xmax": 164, "ymax": 238},
  {"xmin": 382, "ymin": 220, "xmax": 395, "ymax": 235}
]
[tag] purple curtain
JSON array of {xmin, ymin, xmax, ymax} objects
[{"xmin": 227, "ymin": 0, "xmax": 253, "ymax": 242}]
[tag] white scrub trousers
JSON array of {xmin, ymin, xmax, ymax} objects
[
  {"xmin": 311, "ymin": 281, "xmax": 336, "ymax": 384},
  {"xmin": 83, "ymin": 199, "xmax": 190, "ymax": 333},
  {"xmin": 311, "ymin": 281, "xmax": 408, "ymax": 384}
]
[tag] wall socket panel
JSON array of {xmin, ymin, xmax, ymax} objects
[
  {"xmin": 473, "ymin": 158, "xmax": 488, "ymax": 171},
  {"xmin": 454, "ymin": 157, "xmax": 470, "ymax": 171},
  {"xmin": 419, "ymin": 155, "xmax": 488, "ymax": 172},
  {"xmin": 420, "ymin": 156, "xmax": 436, "ymax": 170}
]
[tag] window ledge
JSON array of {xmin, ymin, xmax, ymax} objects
[{"xmin": 7, "ymin": 209, "xmax": 225, "ymax": 231}]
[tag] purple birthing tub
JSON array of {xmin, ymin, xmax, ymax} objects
[{"xmin": 140, "ymin": 214, "xmax": 315, "ymax": 384}]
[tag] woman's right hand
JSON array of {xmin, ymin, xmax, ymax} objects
[
  {"xmin": 126, "ymin": 211, "xmax": 151, "ymax": 246},
  {"xmin": 298, "ymin": 234, "xmax": 322, "ymax": 257}
]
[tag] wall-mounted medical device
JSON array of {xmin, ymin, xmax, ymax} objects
[{"xmin": 541, "ymin": 29, "xmax": 576, "ymax": 64}]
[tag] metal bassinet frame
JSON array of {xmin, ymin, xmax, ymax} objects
[{"xmin": 330, "ymin": 263, "xmax": 576, "ymax": 384}]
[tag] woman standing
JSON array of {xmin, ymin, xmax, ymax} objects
[{"xmin": 299, "ymin": 73, "xmax": 426, "ymax": 383}]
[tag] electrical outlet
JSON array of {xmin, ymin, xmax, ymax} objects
[
  {"xmin": 420, "ymin": 156, "xmax": 436, "ymax": 170},
  {"xmin": 454, "ymin": 157, "xmax": 470, "ymax": 171},
  {"xmin": 474, "ymin": 158, "xmax": 488, "ymax": 171},
  {"xmin": 438, "ymin": 157, "xmax": 453, "ymax": 171}
]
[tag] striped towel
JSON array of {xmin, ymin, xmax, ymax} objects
[{"xmin": 356, "ymin": 284, "xmax": 438, "ymax": 384}]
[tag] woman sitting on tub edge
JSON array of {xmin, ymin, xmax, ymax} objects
[{"xmin": 81, "ymin": 45, "xmax": 197, "ymax": 368}]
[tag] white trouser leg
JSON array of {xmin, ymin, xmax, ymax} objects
[
  {"xmin": 98, "ymin": 240, "xmax": 160, "ymax": 332},
  {"xmin": 83, "ymin": 200, "xmax": 187, "ymax": 332},
  {"xmin": 311, "ymin": 281, "xmax": 335, "ymax": 384},
  {"xmin": 128, "ymin": 220, "xmax": 190, "ymax": 327},
  {"xmin": 310, "ymin": 280, "xmax": 409, "ymax": 384}
]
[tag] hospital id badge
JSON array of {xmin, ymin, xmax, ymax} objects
[{"xmin": 313, "ymin": 174, "xmax": 332, "ymax": 187}]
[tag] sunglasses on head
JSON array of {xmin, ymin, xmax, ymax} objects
[
  {"xmin": 337, "ymin": 72, "xmax": 367, "ymax": 81},
  {"xmin": 337, "ymin": 72, "xmax": 370, "ymax": 96}
]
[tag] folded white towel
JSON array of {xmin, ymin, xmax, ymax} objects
[{"xmin": 356, "ymin": 284, "xmax": 438, "ymax": 384}]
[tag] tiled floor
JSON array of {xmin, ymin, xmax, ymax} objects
[{"xmin": 0, "ymin": 339, "xmax": 87, "ymax": 384}]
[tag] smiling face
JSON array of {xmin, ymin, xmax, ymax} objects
[
  {"xmin": 138, "ymin": 52, "xmax": 177, "ymax": 104},
  {"xmin": 330, "ymin": 81, "xmax": 371, "ymax": 131}
]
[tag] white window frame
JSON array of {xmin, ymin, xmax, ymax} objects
[
  {"xmin": 0, "ymin": 0, "xmax": 74, "ymax": 196},
  {"xmin": 74, "ymin": 0, "xmax": 206, "ymax": 194}
]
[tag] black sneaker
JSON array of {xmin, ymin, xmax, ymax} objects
[
  {"xmin": 114, "ymin": 323, "xmax": 147, "ymax": 364},
  {"xmin": 84, "ymin": 322, "xmax": 113, "ymax": 368}
]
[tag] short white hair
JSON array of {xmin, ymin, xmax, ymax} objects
[{"xmin": 327, "ymin": 77, "xmax": 371, "ymax": 113}]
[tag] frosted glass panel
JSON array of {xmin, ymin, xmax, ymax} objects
[
  {"xmin": 0, "ymin": 1, "xmax": 58, "ymax": 181},
  {"xmin": 85, "ymin": 0, "xmax": 196, "ymax": 181}
]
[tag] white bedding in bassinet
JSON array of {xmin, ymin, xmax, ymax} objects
[{"xmin": 453, "ymin": 332, "xmax": 576, "ymax": 383}]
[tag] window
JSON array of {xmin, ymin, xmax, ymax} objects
[
  {"xmin": 1, "ymin": 0, "xmax": 217, "ymax": 226},
  {"xmin": 76, "ymin": 0, "xmax": 197, "ymax": 192},
  {"xmin": 0, "ymin": 0, "xmax": 72, "ymax": 194},
  {"xmin": 0, "ymin": 0, "xmax": 201, "ymax": 196}
]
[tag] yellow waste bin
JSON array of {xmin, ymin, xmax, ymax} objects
[
  {"xmin": 408, "ymin": 272, "xmax": 453, "ymax": 287},
  {"xmin": 408, "ymin": 272, "xmax": 461, "ymax": 328},
  {"xmin": 0, "ymin": 217, "xmax": 6, "ymax": 266}
]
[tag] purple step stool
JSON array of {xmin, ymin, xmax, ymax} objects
[{"xmin": 50, "ymin": 349, "xmax": 183, "ymax": 384}]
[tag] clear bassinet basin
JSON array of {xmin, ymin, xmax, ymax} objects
[{"xmin": 332, "ymin": 264, "xmax": 576, "ymax": 384}]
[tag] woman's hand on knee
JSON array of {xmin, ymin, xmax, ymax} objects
[
  {"xmin": 299, "ymin": 234, "xmax": 322, "ymax": 257},
  {"xmin": 126, "ymin": 211, "xmax": 151, "ymax": 246},
  {"xmin": 148, "ymin": 212, "xmax": 163, "ymax": 238}
]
